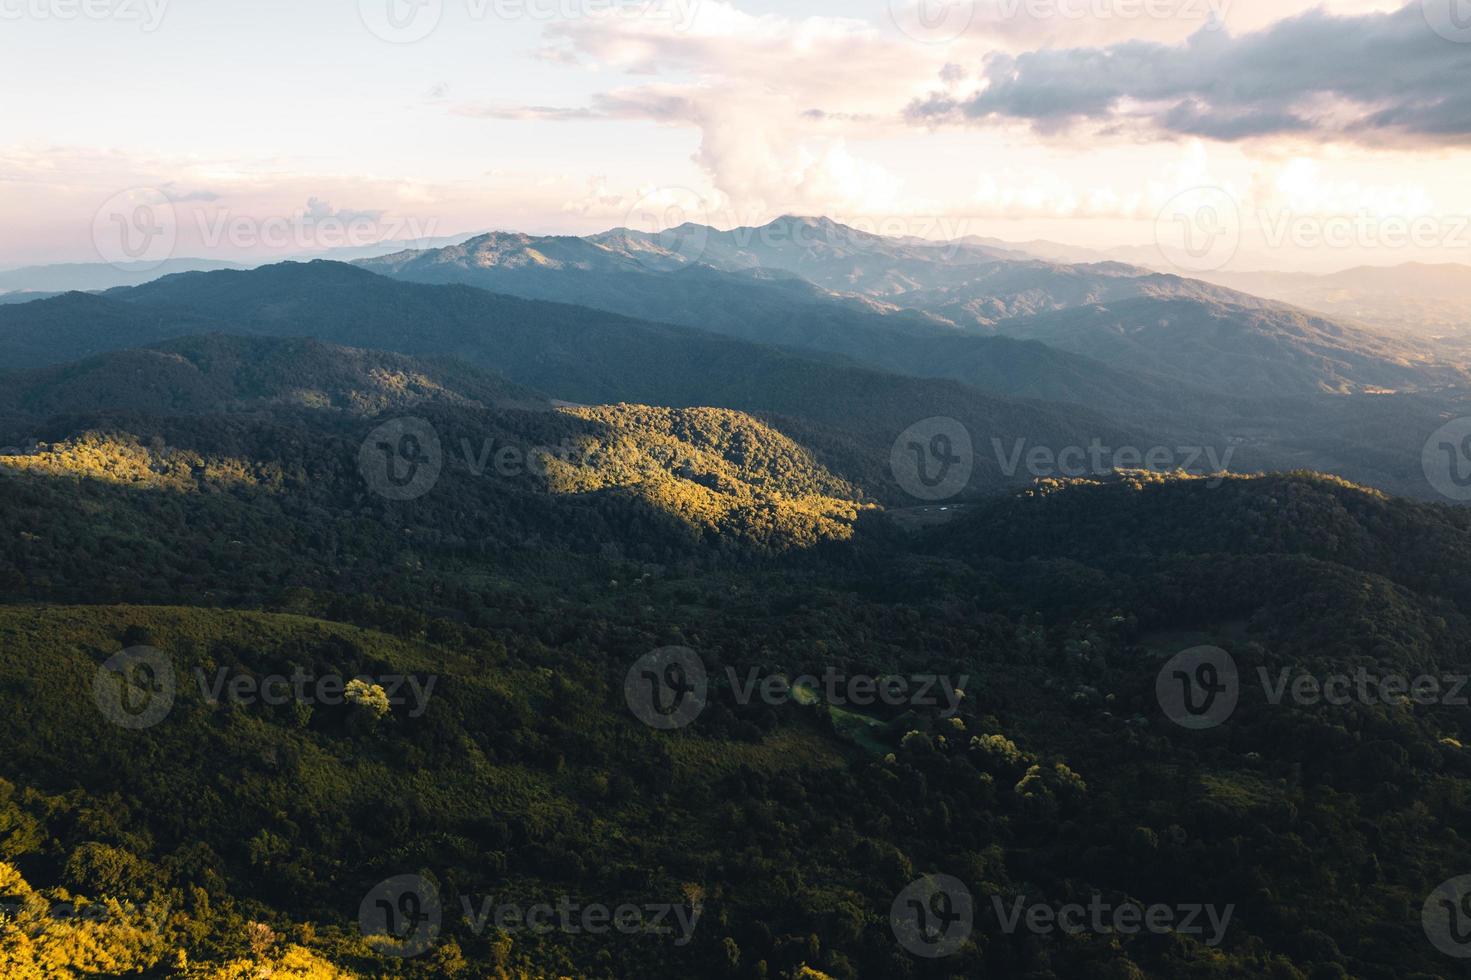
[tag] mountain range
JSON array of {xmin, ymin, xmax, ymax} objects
[
  {"xmin": 3, "ymin": 216, "xmax": 1468, "ymax": 502},
  {"xmin": 3, "ymin": 214, "xmax": 1471, "ymax": 979}
]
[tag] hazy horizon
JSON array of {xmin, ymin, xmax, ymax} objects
[{"xmin": 6, "ymin": 0, "xmax": 1471, "ymax": 274}]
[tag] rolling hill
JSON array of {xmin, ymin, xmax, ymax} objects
[
  {"xmin": 0, "ymin": 264, "xmax": 1174, "ymax": 500},
  {"xmin": 989, "ymin": 295, "xmax": 1468, "ymax": 398},
  {"xmin": 0, "ymin": 334, "xmax": 549, "ymax": 417}
]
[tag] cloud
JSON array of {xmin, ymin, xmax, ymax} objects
[
  {"xmin": 161, "ymin": 185, "xmax": 222, "ymax": 203},
  {"xmin": 454, "ymin": 103, "xmax": 607, "ymax": 121},
  {"xmin": 914, "ymin": 0, "xmax": 1401, "ymax": 51},
  {"xmin": 304, "ymin": 197, "xmax": 385, "ymax": 224},
  {"xmin": 460, "ymin": 2, "xmax": 943, "ymax": 215},
  {"xmin": 908, "ymin": 3, "xmax": 1471, "ymax": 147}
]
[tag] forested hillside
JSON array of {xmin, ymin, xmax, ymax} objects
[{"xmin": 2, "ymin": 351, "xmax": 1469, "ymax": 977}]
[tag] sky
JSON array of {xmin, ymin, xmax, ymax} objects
[{"xmin": 2, "ymin": 0, "xmax": 1470, "ymax": 273}]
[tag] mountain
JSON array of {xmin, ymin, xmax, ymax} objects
[
  {"xmin": 988, "ymin": 295, "xmax": 1467, "ymax": 398},
  {"xmin": 360, "ymin": 237, "xmax": 959, "ymax": 346},
  {"xmin": 0, "ymin": 262, "xmax": 1168, "ymax": 499},
  {"xmin": 3, "ymin": 448, "xmax": 1470, "ymax": 977},
  {"xmin": 2, "ymin": 249, "xmax": 1470, "ymax": 979},
  {"xmin": 0, "ymin": 334, "xmax": 548, "ymax": 417},
  {"xmin": 358, "ymin": 242, "xmax": 1215, "ymax": 417},
  {"xmin": 1203, "ymin": 262, "xmax": 1471, "ymax": 339},
  {"xmin": 590, "ymin": 215, "xmax": 1022, "ymax": 293},
  {"xmin": 0, "ymin": 290, "xmax": 63, "ymax": 305},
  {"xmin": 357, "ymin": 217, "xmax": 1451, "ymax": 404},
  {"xmin": 365, "ymin": 217, "xmax": 1252, "ymax": 323},
  {"xmin": 0, "ymin": 258, "xmax": 248, "ymax": 294},
  {"xmin": 906, "ymin": 260, "xmax": 1261, "ymax": 327},
  {"xmin": 0, "ymin": 291, "xmax": 223, "ymax": 365},
  {"xmin": 284, "ymin": 230, "xmax": 486, "ymax": 264},
  {"xmin": 353, "ymin": 221, "xmax": 1317, "ymax": 418}
]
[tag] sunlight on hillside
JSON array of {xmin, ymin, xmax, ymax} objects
[{"xmin": 0, "ymin": 434, "xmax": 275, "ymax": 492}]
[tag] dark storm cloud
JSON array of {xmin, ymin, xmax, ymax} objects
[{"xmin": 908, "ymin": 3, "xmax": 1471, "ymax": 146}]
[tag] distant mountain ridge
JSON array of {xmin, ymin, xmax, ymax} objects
[
  {"xmin": 0, "ymin": 261, "xmax": 1171, "ymax": 499},
  {"xmin": 1202, "ymin": 262, "xmax": 1471, "ymax": 339},
  {"xmin": 358, "ymin": 215, "xmax": 1466, "ymax": 402},
  {"xmin": 0, "ymin": 258, "xmax": 249, "ymax": 294},
  {"xmin": 0, "ymin": 334, "xmax": 548, "ymax": 417},
  {"xmin": 987, "ymin": 295, "xmax": 1467, "ymax": 396}
]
